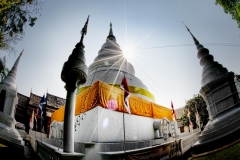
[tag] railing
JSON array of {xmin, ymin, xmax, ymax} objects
[
  {"xmin": 29, "ymin": 135, "xmax": 85, "ymax": 160},
  {"xmin": 37, "ymin": 141, "xmax": 62, "ymax": 160},
  {"xmin": 180, "ymin": 132, "xmax": 200, "ymax": 154}
]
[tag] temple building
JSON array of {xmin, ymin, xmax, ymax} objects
[
  {"xmin": 49, "ymin": 24, "xmax": 178, "ymax": 160},
  {"xmin": 15, "ymin": 92, "xmax": 66, "ymax": 133}
]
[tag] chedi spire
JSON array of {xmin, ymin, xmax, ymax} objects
[
  {"xmin": 184, "ymin": 24, "xmax": 228, "ymax": 86},
  {"xmin": 3, "ymin": 47, "xmax": 25, "ymax": 90},
  {"xmin": 107, "ymin": 22, "xmax": 116, "ymax": 42}
]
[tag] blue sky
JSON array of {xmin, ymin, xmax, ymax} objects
[{"xmin": 1, "ymin": 0, "xmax": 240, "ymax": 109}]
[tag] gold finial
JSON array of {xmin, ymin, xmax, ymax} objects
[
  {"xmin": 182, "ymin": 22, "xmax": 199, "ymax": 45},
  {"xmin": 80, "ymin": 15, "xmax": 90, "ymax": 43}
]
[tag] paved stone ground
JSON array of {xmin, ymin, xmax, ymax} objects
[
  {"xmin": 175, "ymin": 149, "xmax": 192, "ymax": 160},
  {"xmin": 1, "ymin": 141, "xmax": 193, "ymax": 160},
  {"xmin": 0, "ymin": 141, "xmax": 41, "ymax": 160}
]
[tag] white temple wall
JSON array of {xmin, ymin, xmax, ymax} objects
[
  {"xmin": 50, "ymin": 106, "xmax": 172, "ymax": 143},
  {"xmin": 0, "ymin": 84, "xmax": 18, "ymax": 118},
  {"xmin": 184, "ymin": 126, "xmax": 190, "ymax": 133},
  {"xmin": 74, "ymin": 106, "xmax": 155, "ymax": 142},
  {"xmin": 74, "ymin": 107, "xmax": 99, "ymax": 142},
  {"xmin": 6, "ymin": 96, "xmax": 17, "ymax": 117}
]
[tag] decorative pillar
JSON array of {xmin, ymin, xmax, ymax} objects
[{"xmin": 61, "ymin": 16, "xmax": 89, "ymax": 153}]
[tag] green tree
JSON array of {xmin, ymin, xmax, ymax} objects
[
  {"xmin": 216, "ymin": 0, "xmax": 240, "ymax": 28},
  {"xmin": 0, "ymin": 0, "xmax": 20, "ymax": 12},
  {"xmin": 0, "ymin": 0, "xmax": 42, "ymax": 53},
  {"xmin": 0, "ymin": 56, "xmax": 9, "ymax": 81},
  {"xmin": 180, "ymin": 94, "xmax": 209, "ymax": 130},
  {"xmin": 235, "ymin": 74, "xmax": 240, "ymax": 81}
]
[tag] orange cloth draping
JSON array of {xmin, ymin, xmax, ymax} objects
[
  {"xmin": 50, "ymin": 104, "xmax": 65, "ymax": 123},
  {"xmin": 51, "ymin": 81, "xmax": 172, "ymax": 123}
]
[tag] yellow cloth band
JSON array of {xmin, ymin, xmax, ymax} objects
[
  {"xmin": 51, "ymin": 81, "xmax": 172, "ymax": 123},
  {"xmin": 79, "ymin": 84, "xmax": 155, "ymax": 101}
]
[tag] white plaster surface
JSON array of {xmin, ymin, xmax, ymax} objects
[
  {"xmin": 50, "ymin": 107, "xmax": 160, "ymax": 143},
  {"xmin": 0, "ymin": 85, "xmax": 18, "ymax": 117},
  {"xmin": 0, "ymin": 114, "xmax": 24, "ymax": 145},
  {"xmin": 73, "ymin": 106, "xmax": 155, "ymax": 142}
]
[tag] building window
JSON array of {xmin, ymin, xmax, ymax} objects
[{"xmin": 0, "ymin": 90, "xmax": 6, "ymax": 112}]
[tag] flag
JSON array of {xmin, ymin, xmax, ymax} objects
[
  {"xmin": 187, "ymin": 109, "xmax": 191, "ymax": 118},
  {"xmin": 187, "ymin": 109, "xmax": 193, "ymax": 126},
  {"xmin": 171, "ymin": 101, "xmax": 176, "ymax": 120},
  {"xmin": 189, "ymin": 121, "xmax": 193, "ymax": 126},
  {"xmin": 196, "ymin": 113, "xmax": 199, "ymax": 120},
  {"xmin": 195, "ymin": 113, "xmax": 200, "ymax": 128},
  {"xmin": 30, "ymin": 110, "xmax": 34, "ymax": 123},
  {"xmin": 30, "ymin": 110, "xmax": 34, "ymax": 129},
  {"xmin": 121, "ymin": 76, "xmax": 131, "ymax": 114},
  {"xmin": 39, "ymin": 94, "xmax": 47, "ymax": 119},
  {"xmin": 195, "ymin": 103, "xmax": 201, "ymax": 123},
  {"xmin": 35, "ymin": 108, "xmax": 38, "ymax": 122}
]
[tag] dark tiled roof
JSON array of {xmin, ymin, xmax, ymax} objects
[
  {"xmin": 46, "ymin": 93, "xmax": 65, "ymax": 108},
  {"xmin": 17, "ymin": 93, "xmax": 30, "ymax": 107},
  {"xmin": 29, "ymin": 93, "xmax": 41, "ymax": 107}
]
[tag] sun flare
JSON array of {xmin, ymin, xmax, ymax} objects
[{"xmin": 123, "ymin": 47, "xmax": 134, "ymax": 60}]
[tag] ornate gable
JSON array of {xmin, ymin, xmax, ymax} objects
[
  {"xmin": 17, "ymin": 93, "xmax": 29, "ymax": 107},
  {"xmin": 29, "ymin": 93, "xmax": 41, "ymax": 107},
  {"xmin": 46, "ymin": 93, "xmax": 65, "ymax": 109}
]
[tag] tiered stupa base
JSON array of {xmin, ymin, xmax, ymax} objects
[
  {"xmin": 0, "ymin": 112, "xmax": 24, "ymax": 154},
  {"xmin": 192, "ymin": 107, "xmax": 240, "ymax": 154},
  {"xmin": 192, "ymin": 72, "xmax": 240, "ymax": 154}
]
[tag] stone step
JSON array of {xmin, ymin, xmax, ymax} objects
[{"xmin": 0, "ymin": 132, "xmax": 23, "ymax": 144}]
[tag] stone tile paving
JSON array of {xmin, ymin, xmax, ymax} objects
[
  {"xmin": 0, "ymin": 142, "xmax": 41, "ymax": 160},
  {"xmin": 23, "ymin": 142, "xmax": 41, "ymax": 160}
]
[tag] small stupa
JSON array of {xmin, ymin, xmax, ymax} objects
[
  {"xmin": 185, "ymin": 26, "xmax": 240, "ymax": 153},
  {"xmin": 0, "ymin": 48, "xmax": 25, "ymax": 153}
]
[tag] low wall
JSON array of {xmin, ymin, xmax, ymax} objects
[
  {"xmin": 28, "ymin": 129, "xmax": 199, "ymax": 159},
  {"xmin": 16, "ymin": 129, "xmax": 27, "ymax": 140},
  {"xmin": 180, "ymin": 132, "xmax": 200, "ymax": 154},
  {"xmin": 29, "ymin": 135, "xmax": 84, "ymax": 160},
  {"xmin": 28, "ymin": 134, "xmax": 200, "ymax": 160},
  {"xmin": 29, "ymin": 130, "xmax": 47, "ymax": 140}
]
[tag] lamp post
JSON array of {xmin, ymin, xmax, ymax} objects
[{"xmin": 61, "ymin": 16, "xmax": 89, "ymax": 153}]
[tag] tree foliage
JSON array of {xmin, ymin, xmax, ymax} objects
[
  {"xmin": 180, "ymin": 94, "xmax": 209, "ymax": 130},
  {"xmin": 235, "ymin": 74, "xmax": 240, "ymax": 81},
  {"xmin": 0, "ymin": 56, "xmax": 9, "ymax": 81},
  {"xmin": 216, "ymin": 0, "xmax": 240, "ymax": 28},
  {"xmin": 0, "ymin": 0, "xmax": 42, "ymax": 54},
  {"xmin": 0, "ymin": 0, "xmax": 20, "ymax": 12}
]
